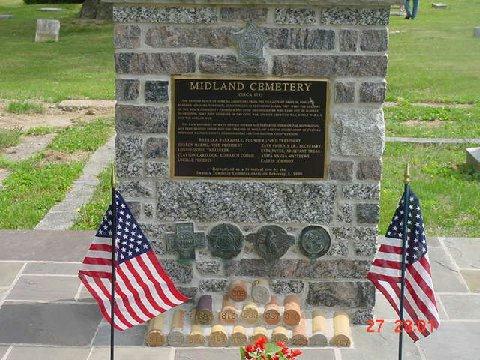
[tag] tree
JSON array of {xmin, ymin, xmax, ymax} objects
[{"xmin": 80, "ymin": 0, "xmax": 112, "ymax": 20}]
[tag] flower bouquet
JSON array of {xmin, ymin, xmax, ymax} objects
[{"xmin": 240, "ymin": 337, "xmax": 303, "ymax": 360}]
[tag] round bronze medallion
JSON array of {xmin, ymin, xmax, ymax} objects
[
  {"xmin": 207, "ymin": 223, "xmax": 244, "ymax": 260},
  {"xmin": 299, "ymin": 225, "xmax": 331, "ymax": 260}
]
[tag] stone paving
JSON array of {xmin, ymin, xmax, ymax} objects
[
  {"xmin": 3, "ymin": 133, "xmax": 56, "ymax": 162},
  {"xmin": 0, "ymin": 231, "xmax": 478, "ymax": 360}
]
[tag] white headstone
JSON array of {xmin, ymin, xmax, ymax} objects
[
  {"xmin": 466, "ymin": 148, "xmax": 480, "ymax": 171},
  {"xmin": 35, "ymin": 19, "xmax": 60, "ymax": 42},
  {"xmin": 474, "ymin": 27, "xmax": 480, "ymax": 38},
  {"xmin": 39, "ymin": 7, "xmax": 63, "ymax": 12},
  {"xmin": 432, "ymin": 3, "xmax": 448, "ymax": 8},
  {"xmin": 0, "ymin": 14, "xmax": 13, "ymax": 20}
]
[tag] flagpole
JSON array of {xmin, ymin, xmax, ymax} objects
[
  {"xmin": 110, "ymin": 166, "xmax": 116, "ymax": 360},
  {"xmin": 398, "ymin": 163, "xmax": 411, "ymax": 360}
]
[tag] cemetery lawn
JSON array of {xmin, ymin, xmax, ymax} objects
[
  {"xmin": 0, "ymin": 0, "xmax": 113, "ymax": 102},
  {"xmin": 0, "ymin": 118, "xmax": 114, "ymax": 228},
  {"xmin": 387, "ymin": 0, "xmax": 480, "ymax": 104},
  {"xmin": 380, "ymin": 142, "xmax": 480, "ymax": 237},
  {"xmin": 385, "ymin": 103, "xmax": 480, "ymax": 139}
]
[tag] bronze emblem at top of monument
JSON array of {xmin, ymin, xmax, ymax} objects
[
  {"xmin": 298, "ymin": 225, "xmax": 331, "ymax": 261},
  {"xmin": 232, "ymin": 22, "xmax": 267, "ymax": 64},
  {"xmin": 247, "ymin": 225, "xmax": 295, "ymax": 263}
]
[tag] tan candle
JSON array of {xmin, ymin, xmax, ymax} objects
[
  {"xmin": 283, "ymin": 295, "xmax": 301, "ymax": 326},
  {"xmin": 209, "ymin": 324, "xmax": 228, "ymax": 347},
  {"xmin": 231, "ymin": 325, "xmax": 248, "ymax": 346},
  {"xmin": 145, "ymin": 315, "xmax": 165, "ymax": 347},
  {"xmin": 250, "ymin": 327, "xmax": 268, "ymax": 343},
  {"xmin": 219, "ymin": 295, "xmax": 237, "ymax": 324},
  {"xmin": 330, "ymin": 312, "xmax": 351, "ymax": 347},
  {"xmin": 241, "ymin": 302, "xmax": 259, "ymax": 324},
  {"xmin": 291, "ymin": 317, "xmax": 308, "ymax": 346},
  {"xmin": 229, "ymin": 280, "xmax": 248, "ymax": 302},
  {"xmin": 271, "ymin": 326, "xmax": 289, "ymax": 344},
  {"xmin": 263, "ymin": 296, "xmax": 281, "ymax": 325},
  {"xmin": 168, "ymin": 309, "xmax": 185, "ymax": 346},
  {"xmin": 251, "ymin": 279, "xmax": 270, "ymax": 304},
  {"xmin": 188, "ymin": 324, "xmax": 205, "ymax": 346},
  {"xmin": 310, "ymin": 310, "xmax": 328, "ymax": 346}
]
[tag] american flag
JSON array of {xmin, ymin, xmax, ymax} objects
[
  {"xmin": 78, "ymin": 191, "xmax": 188, "ymax": 330},
  {"xmin": 367, "ymin": 188, "xmax": 440, "ymax": 341}
]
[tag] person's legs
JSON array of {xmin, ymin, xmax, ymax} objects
[
  {"xmin": 411, "ymin": 0, "xmax": 419, "ymax": 18},
  {"xmin": 403, "ymin": 0, "xmax": 412, "ymax": 18}
]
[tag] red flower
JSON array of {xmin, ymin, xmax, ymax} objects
[
  {"xmin": 256, "ymin": 336, "xmax": 267, "ymax": 350},
  {"xmin": 291, "ymin": 349, "xmax": 303, "ymax": 357},
  {"xmin": 276, "ymin": 341, "xmax": 286, "ymax": 348},
  {"xmin": 281, "ymin": 348, "xmax": 292, "ymax": 357},
  {"xmin": 245, "ymin": 345, "xmax": 255, "ymax": 353}
]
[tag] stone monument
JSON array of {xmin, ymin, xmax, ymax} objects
[
  {"xmin": 109, "ymin": 0, "xmax": 395, "ymax": 330},
  {"xmin": 35, "ymin": 19, "xmax": 60, "ymax": 42}
]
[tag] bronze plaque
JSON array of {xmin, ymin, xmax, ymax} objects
[{"xmin": 171, "ymin": 76, "xmax": 328, "ymax": 179}]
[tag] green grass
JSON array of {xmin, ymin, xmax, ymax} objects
[
  {"xmin": 0, "ymin": 159, "xmax": 84, "ymax": 228},
  {"xmin": 0, "ymin": 0, "xmax": 114, "ymax": 101},
  {"xmin": 0, "ymin": 129, "xmax": 22, "ymax": 151},
  {"xmin": 387, "ymin": 0, "xmax": 480, "ymax": 103},
  {"xmin": 380, "ymin": 143, "xmax": 480, "ymax": 237},
  {"xmin": 6, "ymin": 100, "xmax": 44, "ymax": 114},
  {"xmin": 0, "ymin": 118, "xmax": 114, "ymax": 228},
  {"xmin": 385, "ymin": 103, "xmax": 480, "ymax": 138},
  {"xmin": 48, "ymin": 118, "xmax": 114, "ymax": 153},
  {"xmin": 72, "ymin": 163, "xmax": 112, "ymax": 229}
]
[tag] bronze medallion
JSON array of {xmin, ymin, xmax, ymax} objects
[
  {"xmin": 298, "ymin": 225, "xmax": 331, "ymax": 260},
  {"xmin": 246, "ymin": 225, "xmax": 294, "ymax": 263},
  {"xmin": 207, "ymin": 223, "xmax": 244, "ymax": 259},
  {"xmin": 165, "ymin": 223, "xmax": 205, "ymax": 261}
]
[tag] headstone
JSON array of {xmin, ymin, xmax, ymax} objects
[
  {"xmin": 35, "ymin": 19, "xmax": 60, "ymax": 43},
  {"xmin": 39, "ymin": 7, "xmax": 63, "ymax": 12},
  {"xmin": 432, "ymin": 3, "xmax": 448, "ymax": 8},
  {"xmin": 466, "ymin": 148, "xmax": 480, "ymax": 171},
  {"xmin": 0, "ymin": 14, "xmax": 13, "ymax": 20},
  {"xmin": 112, "ymin": 0, "xmax": 393, "ymax": 333},
  {"xmin": 474, "ymin": 27, "xmax": 480, "ymax": 38}
]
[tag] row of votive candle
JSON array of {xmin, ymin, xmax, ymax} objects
[
  {"xmin": 145, "ymin": 310, "xmax": 351, "ymax": 347},
  {"xmin": 196, "ymin": 294, "xmax": 302, "ymax": 326}
]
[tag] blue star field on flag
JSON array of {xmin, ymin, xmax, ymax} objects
[
  {"xmin": 386, "ymin": 190, "xmax": 427, "ymax": 265},
  {"xmin": 95, "ymin": 191, "xmax": 152, "ymax": 264}
]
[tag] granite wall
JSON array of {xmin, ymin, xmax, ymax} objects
[{"xmin": 113, "ymin": 2, "xmax": 391, "ymax": 324}]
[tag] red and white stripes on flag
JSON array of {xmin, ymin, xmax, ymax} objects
[
  {"xmin": 78, "ymin": 191, "xmax": 188, "ymax": 330},
  {"xmin": 79, "ymin": 235, "xmax": 187, "ymax": 330},
  {"xmin": 367, "ymin": 235, "xmax": 440, "ymax": 341}
]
